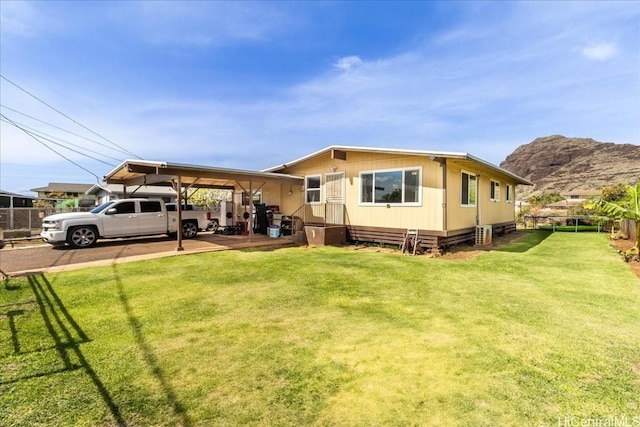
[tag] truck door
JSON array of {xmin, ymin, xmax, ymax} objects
[
  {"xmin": 139, "ymin": 200, "xmax": 167, "ymax": 235},
  {"xmin": 102, "ymin": 201, "xmax": 139, "ymax": 237}
]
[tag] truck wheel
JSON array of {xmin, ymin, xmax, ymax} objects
[
  {"xmin": 182, "ymin": 221, "xmax": 198, "ymax": 239},
  {"xmin": 67, "ymin": 226, "xmax": 98, "ymax": 248}
]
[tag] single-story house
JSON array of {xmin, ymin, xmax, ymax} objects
[
  {"xmin": 103, "ymin": 146, "xmax": 532, "ymax": 250},
  {"xmin": 86, "ymin": 184, "xmax": 178, "ymax": 205},
  {"xmin": 0, "ymin": 190, "xmax": 36, "ymax": 208},
  {"xmin": 263, "ymin": 145, "xmax": 532, "ymax": 248}
]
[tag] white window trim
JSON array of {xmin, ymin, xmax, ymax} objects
[
  {"xmin": 305, "ymin": 174, "xmax": 322, "ymax": 205},
  {"xmin": 461, "ymin": 170, "xmax": 477, "ymax": 207},
  {"xmin": 359, "ymin": 166, "xmax": 422, "ymax": 206},
  {"xmin": 506, "ymin": 184, "xmax": 513, "ymax": 203},
  {"xmin": 490, "ymin": 179, "xmax": 501, "ymax": 202}
]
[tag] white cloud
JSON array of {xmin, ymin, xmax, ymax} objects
[
  {"xmin": 581, "ymin": 42, "xmax": 618, "ymax": 61},
  {"xmin": 333, "ymin": 56, "xmax": 364, "ymax": 71},
  {"xmin": 0, "ymin": 2, "xmax": 41, "ymax": 37},
  {"xmin": 120, "ymin": 2, "xmax": 293, "ymax": 47}
]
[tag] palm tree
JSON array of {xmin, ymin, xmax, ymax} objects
[{"xmin": 585, "ymin": 183, "xmax": 640, "ymax": 252}]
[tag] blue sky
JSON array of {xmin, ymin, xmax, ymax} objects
[{"xmin": 1, "ymin": 1, "xmax": 638, "ymax": 195}]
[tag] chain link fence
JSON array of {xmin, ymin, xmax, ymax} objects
[{"xmin": 0, "ymin": 207, "xmax": 91, "ymax": 238}]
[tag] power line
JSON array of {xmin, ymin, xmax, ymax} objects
[
  {"xmin": 0, "ymin": 74, "xmax": 142, "ymax": 159},
  {"xmin": 0, "ymin": 115, "xmax": 123, "ymax": 163},
  {"xmin": 1, "ymin": 113, "xmax": 102, "ymax": 183},
  {"xmin": 0, "ymin": 104, "xmax": 136, "ymax": 158}
]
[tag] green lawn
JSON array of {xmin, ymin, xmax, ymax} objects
[{"xmin": 1, "ymin": 231, "xmax": 639, "ymax": 426}]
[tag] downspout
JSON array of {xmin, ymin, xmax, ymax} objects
[
  {"xmin": 441, "ymin": 159, "xmax": 447, "ymax": 231},
  {"xmin": 476, "ymin": 174, "xmax": 480, "ymax": 226}
]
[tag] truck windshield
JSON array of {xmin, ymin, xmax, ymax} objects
[{"xmin": 90, "ymin": 201, "xmax": 115, "ymax": 214}]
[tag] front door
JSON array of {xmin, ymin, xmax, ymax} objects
[{"xmin": 325, "ymin": 172, "xmax": 345, "ymax": 225}]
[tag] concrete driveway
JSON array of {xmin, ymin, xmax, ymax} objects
[{"xmin": 0, "ymin": 233, "xmax": 296, "ymax": 277}]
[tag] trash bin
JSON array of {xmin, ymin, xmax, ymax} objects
[{"xmin": 268, "ymin": 226, "xmax": 280, "ymax": 238}]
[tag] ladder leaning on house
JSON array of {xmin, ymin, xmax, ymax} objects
[{"xmin": 401, "ymin": 229, "xmax": 422, "ymax": 255}]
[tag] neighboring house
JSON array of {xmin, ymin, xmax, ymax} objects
[
  {"xmin": 545, "ymin": 189, "xmax": 600, "ymax": 210},
  {"xmin": 264, "ymin": 146, "xmax": 532, "ymax": 249},
  {"xmin": 561, "ymin": 189, "xmax": 600, "ymax": 203},
  {"xmin": 30, "ymin": 182, "xmax": 95, "ymax": 206},
  {"xmin": 85, "ymin": 184, "xmax": 177, "ymax": 205},
  {"xmin": 0, "ymin": 191, "xmax": 38, "ymax": 231},
  {"xmin": 0, "ymin": 190, "xmax": 36, "ymax": 208}
]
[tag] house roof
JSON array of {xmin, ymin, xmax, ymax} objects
[
  {"xmin": 103, "ymin": 159, "xmax": 304, "ymax": 189},
  {"xmin": 561, "ymin": 189, "xmax": 600, "ymax": 197},
  {"xmin": 263, "ymin": 145, "xmax": 533, "ymax": 186},
  {"xmin": 30, "ymin": 182, "xmax": 94, "ymax": 193},
  {"xmin": 0, "ymin": 190, "xmax": 37, "ymax": 199},
  {"xmin": 86, "ymin": 184, "xmax": 177, "ymax": 196}
]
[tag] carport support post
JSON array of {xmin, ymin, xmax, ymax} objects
[
  {"xmin": 176, "ymin": 175, "xmax": 184, "ymax": 251},
  {"xmin": 248, "ymin": 180, "xmax": 253, "ymax": 243}
]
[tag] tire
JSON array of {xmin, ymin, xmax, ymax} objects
[
  {"xmin": 182, "ymin": 221, "xmax": 198, "ymax": 239},
  {"xmin": 67, "ymin": 226, "xmax": 98, "ymax": 248}
]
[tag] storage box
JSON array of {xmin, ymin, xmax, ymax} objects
[{"xmin": 268, "ymin": 226, "xmax": 280, "ymax": 238}]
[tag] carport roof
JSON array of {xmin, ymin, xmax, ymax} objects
[{"xmin": 104, "ymin": 159, "xmax": 304, "ymax": 189}]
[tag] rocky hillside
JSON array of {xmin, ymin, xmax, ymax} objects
[{"xmin": 499, "ymin": 135, "xmax": 640, "ymax": 199}]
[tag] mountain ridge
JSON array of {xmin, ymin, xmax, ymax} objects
[{"xmin": 499, "ymin": 135, "xmax": 640, "ymax": 199}]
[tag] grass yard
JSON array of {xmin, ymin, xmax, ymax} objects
[{"xmin": 1, "ymin": 231, "xmax": 639, "ymax": 426}]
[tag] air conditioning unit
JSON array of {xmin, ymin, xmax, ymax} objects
[{"xmin": 475, "ymin": 225, "xmax": 492, "ymax": 246}]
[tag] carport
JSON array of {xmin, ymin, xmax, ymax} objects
[{"xmin": 103, "ymin": 160, "xmax": 304, "ymax": 251}]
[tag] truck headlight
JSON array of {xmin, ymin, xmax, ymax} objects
[{"xmin": 45, "ymin": 220, "xmax": 61, "ymax": 230}]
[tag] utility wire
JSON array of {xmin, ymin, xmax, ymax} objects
[
  {"xmin": 0, "ymin": 104, "xmax": 135, "ymax": 158},
  {"xmin": 0, "ymin": 74, "xmax": 142, "ymax": 159},
  {"xmin": 0, "ymin": 115, "xmax": 123, "ymax": 163},
  {"xmin": 1, "ymin": 113, "xmax": 102, "ymax": 183}
]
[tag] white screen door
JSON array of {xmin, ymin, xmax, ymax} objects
[{"xmin": 325, "ymin": 172, "xmax": 345, "ymax": 224}]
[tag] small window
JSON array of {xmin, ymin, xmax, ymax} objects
[
  {"xmin": 113, "ymin": 201, "xmax": 136, "ymax": 214},
  {"xmin": 461, "ymin": 172, "xmax": 477, "ymax": 206},
  {"xmin": 140, "ymin": 201, "xmax": 162, "ymax": 213},
  {"xmin": 490, "ymin": 180, "xmax": 500, "ymax": 202},
  {"xmin": 506, "ymin": 184, "xmax": 513, "ymax": 203},
  {"xmin": 306, "ymin": 175, "xmax": 321, "ymax": 203}
]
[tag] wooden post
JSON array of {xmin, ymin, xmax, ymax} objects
[
  {"xmin": 176, "ymin": 175, "xmax": 184, "ymax": 251},
  {"xmin": 248, "ymin": 180, "xmax": 253, "ymax": 243}
]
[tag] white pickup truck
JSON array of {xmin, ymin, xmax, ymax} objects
[{"xmin": 40, "ymin": 199, "xmax": 211, "ymax": 249}]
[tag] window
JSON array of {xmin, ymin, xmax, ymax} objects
[
  {"xmin": 305, "ymin": 175, "xmax": 321, "ymax": 204},
  {"xmin": 461, "ymin": 172, "xmax": 477, "ymax": 206},
  {"xmin": 140, "ymin": 201, "xmax": 162, "ymax": 213},
  {"xmin": 360, "ymin": 168, "xmax": 421, "ymax": 205},
  {"xmin": 490, "ymin": 180, "xmax": 500, "ymax": 202},
  {"xmin": 113, "ymin": 201, "xmax": 136, "ymax": 214},
  {"xmin": 242, "ymin": 191, "xmax": 261, "ymax": 206},
  {"xmin": 506, "ymin": 184, "xmax": 513, "ymax": 203}
]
